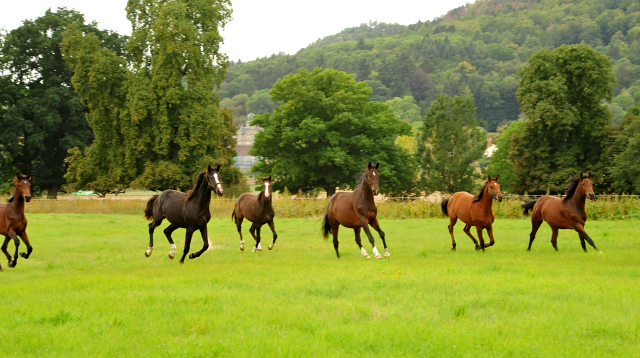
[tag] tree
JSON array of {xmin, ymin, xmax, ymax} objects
[
  {"xmin": 250, "ymin": 67, "xmax": 417, "ymax": 197},
  {"xmin": 485, "ymin": 120, "xmax": 525, "ymax": 193},
  {"xmin": 385, "ymin": 96, "xmax": 422, "ymax": 123},
  {"xmin": 417, "ymin": 92, "xmax": 486, "ymax": 193},
  {"xmin": 0, "ymin": 8, "xmax": 125, "ymax": 198},
  {"xmin": 611, "ymin": 106, "xmax": 640, "ymax": 194},
  {"xmin": 63, "ymin": 0, "xmax": 242, "ymax": 194},
  {"xmin": 511, "ymin": 44, "xmax": 615, "ymax": 194}
]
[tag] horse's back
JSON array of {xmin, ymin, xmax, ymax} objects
[
  {"xmin": 536, "ymin": 196, "xmax": 578, "ymax": 229},
  {"xmin": 156, "ymin": 190, "xmax": 188, "ymax": 226},
  {"xmin": 328, "ymin": 192, "xmax": 371, "ymax": 228},
  {"xmin": 448, "ymin": 191, "xmax": 475, "ymax": 221}
]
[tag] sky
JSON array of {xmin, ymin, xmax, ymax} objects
[{"xmin": 1, "ymin": 0, "xmax": 470, "ymax": 62}]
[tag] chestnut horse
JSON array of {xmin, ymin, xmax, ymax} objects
[
  {"xmin": 441, "ymin": 175, "xmax": 503, "ymax": 251},
  {"xmin": 143, "ymin": 165, "xmax": 224, "ymax": 263},
  {"xmin": 521, "ymin": 173, "xmax": 600, "ymax": 252},
  {"xmin": 321, "ymin": 162, "xmax": 390, "ymax": 259},
  {"xmin": 232, "ymin": 176, "xmax": 277, "ymax": 252},
  {"xmin": 0, "ymin": 173, "xmax": 33, "ymax": 270}
]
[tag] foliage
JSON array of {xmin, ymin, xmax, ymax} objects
[
  {"xmin": 62, "ymin": 0, "xmax": 243, "ymax": 194},
  {"xmin": 250, "ymin": 67, "xmax": 417, "ymax": 197},
  {"xmin": 385, "ymin": 96, "xmax": 423, "ymax": 123},
  {"xmin": 417, "ymin": 92, "xmax": 486, "ymax": 193},
  {"xmin": 0, "ymin": 8, "xmax": 124, "ymax": 198},
  {"xmin": 486, "ymin": 120, "xmax": 525, "ymax": 193},
  {"xmin": 611, "ymin": 105, "xmax": 640, "ymax": 194},
  {"xmin": 511, "ymin": 44, "xmax": 615, "ymax": 194}
]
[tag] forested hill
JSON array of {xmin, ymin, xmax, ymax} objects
[{"xmin": 218, "ymin": 0, "xmax": 640, "ymax": 131}]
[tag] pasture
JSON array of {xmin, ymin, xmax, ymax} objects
[{"xmin": 1, "ymin": 214, "xmax": 639, "ymax": 357}]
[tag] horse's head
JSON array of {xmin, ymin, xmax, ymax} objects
[
  {"xmin": 580, "ymin": 172, "xmax": 595, "ymax": 200},
  {"xmin": 14, "ymin": 173, "xmax": 32, "ymax": 202},
  {"xmin": 487, "ymin": 175, "xmax": 502, "ymax": 202},
  {"xmin": 365, "ymin": 162, "xmax": 380, "ymax": 195},
  {"xmin": 206, "ymin": 165, "xmax": 223, "ymax": 197},
  {"xmin": 261, "ymin": 175, "xmax": 272, "ymax": 199}
]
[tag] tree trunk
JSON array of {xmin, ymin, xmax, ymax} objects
[
  {"xmin": 47, "ymin": 182, "xmax": 60, "ymax": 199},
  {"xmin": 325, "ymin": 186, "xmax": 336, "ymax": 198}
]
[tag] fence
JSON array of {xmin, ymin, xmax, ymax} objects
[{"xmin": 6, "ymin": 194, "xmax": 640, "ymax": 221}]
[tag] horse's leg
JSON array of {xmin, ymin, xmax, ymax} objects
[
  {"xmin": 550, "ymin": 228, "xmax": 559, "ymax": 251},
  {"xmin": 2, "ymin": 236, "xmax": 12, "ymax": 263},
  {"xmin": 527, "ymin": 218, "xmax": 543, "ymax": 251},
  {"xmin": 267, "ymin": 220, "xmax": 277, "ymax": 250},
  {"xmin": 163, "ymin": 224, "xmax": 178, "ymax": 259},
  {"xmin": 353, "ymin": 227, "xmax": 368, "ymax": 258},
  {"xmin": 370, "ymin": 218, "xmax": 390, "ymax": 258},
  {"xmin": 236, "ymin": 215, "xmax": 245, "ymax": 251},
  {"xmin": 463, "ymin": 224, "xmax": 480, "ymax": 250},
  {"xmin": 485, "ymin": 225, "xmax": 496, "ymax": 248},
  {"xmin": 179, "ymin": 228, "xmax": 195, "ymax": 264},
  {"xmin": 7, "ymin": 229, "xmax": 20, "ymax": 267},
  {"xmin": 249, "ymin": 222, "xmax": 257, "ymax": 248},
  {"xmin": 475, "ymin": 226, "xmax": 486, "ymax": 252},
  {"xmin": 189, "ymin": 226, "xmax": 209, "ymax": 259},
  {"xmin": 332, "ymin": 224, "xmax": 341, "ymax": 258},
  {"xmin": 146, "ymin": 217, "xmax": 163, "ymax": 257},
  {"xmin": 253, "ymin": 225, "xmax": 263, "ymax": 252},
  {"xmin": 359, "ymin": 217, "xmax": 381, "ymax": 259},
  {"xmin": 448, "ymin": 217, "xmax": 458, "ymax": 250},
  {"xmin": 574, "ymin": 224, "xmax": 599, "ymax": 252},
  {"xmin": 18, "ymin": 231, "xmax": 32, "ymax": 259}
]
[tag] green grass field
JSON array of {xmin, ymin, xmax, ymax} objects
[{"xmin": 1, "ymin": 215, "xmax": 639, "ymax": 357}]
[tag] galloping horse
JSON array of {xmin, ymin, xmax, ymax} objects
[
  {"xmin": 521, "ymin": 173, "xmax": 600, "ymax": 252},
  {"xmin": 322, "ymin": 162, "xmax": 390, "ymax": 259},
  {"xmin": 0, "ymin": 173, "xmax": 33, "ymax": 270},
  {"xmin": 441, "ymin": 175, "xmax": 503, "ymax": 251},
  {"xmin": 143, "ymin": 165, "xmax": 224, "ymax": 263},
  {"xmin": 232, "ymin": 176, "xmax": 277, "ymax": 252}
]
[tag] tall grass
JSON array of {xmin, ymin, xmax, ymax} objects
[{"xmin": 12, "ymin": 196, "xmax": 640, "ymax": 220}]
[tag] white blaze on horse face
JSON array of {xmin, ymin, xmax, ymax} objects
[
  {"xmin": 264, "ymin": 182, "xmax": 270, "ymax": 198},
  {"xmin": 213, "ymin": 173, "xmax": 222, "ymax": 192}
]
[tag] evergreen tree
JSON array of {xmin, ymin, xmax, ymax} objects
[{"xmin": 611, "ymin": 106, "xmax": 640, "ymax": 194}]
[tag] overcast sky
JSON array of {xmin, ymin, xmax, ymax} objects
[{"xmin": 1, "ymin": 0, "xmax": 470, "ymax": 62}]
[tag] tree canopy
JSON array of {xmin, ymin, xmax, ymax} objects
[
  {"xmin": 510, "ymin": 44, "xmax": 615, "ymax": 194},
  {"xmin": 250, "ymin": 67, "xmax": 417, "ymax": 197}
]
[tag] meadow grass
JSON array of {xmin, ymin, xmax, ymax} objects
[{"xmin": 0, "ymin": 215, "xmax": 639, "ymax": 357}]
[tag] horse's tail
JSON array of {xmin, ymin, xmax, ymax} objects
[
  {"xmin": 441, "ymin": 197, "xmax": 450, "ymax": 217},
  {"xmin": 321, "ymin": 213, "xmax": 332, "ymax": 240},
  {"xmin": 144, "ymin": 195, "xmax": 159, "ymax": 221},
  {"xmin": 521, "ymin": 199, "xmax": 537, "ymax": 216},
  {"xmin": 231, "ymin": 210, "xmax": 236, "ymax": 224}
]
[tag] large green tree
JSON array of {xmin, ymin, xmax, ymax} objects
[
  {"xmin": 62, "ymin": 0, "xmax": 242, "ymax": 194},
  {"xmin": 611, "ymin": 105, "xmax": 640, "ymax": 194},
  {"xmin": 511, "ymin": 44, "xmax": 615, "ymax": 194},
  {"xmin": 485, "ymin": 120, "xmax": 525, "ymax": 194},
  {"xmin": 417, "ymin": 92, "xmax": 486, "ymax": 193},
  {"xmin": 0, "ymin": 8, "xmax": 126, "ymax": 198},
  {"xmin": 250, "ymin": 67, "xmax": 417, "ymax": 197}
]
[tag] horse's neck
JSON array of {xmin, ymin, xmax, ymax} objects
[
  {"xmin": 354, "ymin": 182, "xmax": 375, "ymax": 207},
  {"xmin": 569, "ymin": 186, "xmax": 586, "ymax": 212},
  {"xmin": 194, "ymin": 180, "xmax": 211, "ymax": 209},
  {"xmin": 257, "ymin": 192, "xmax": 272, "ymax": 210},
  {"xmin": 479, "ymin": 186, "xmax": 493, "ymax": 212},
  {"xmin": 11, "ymin": 187, "xmax": 25, "ymax": 209}
]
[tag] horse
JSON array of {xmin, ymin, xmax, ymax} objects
[
  {"xmin": 321, "ymin": 162, "xmax": 390, "ymax": 259},
  {"xmin": 143, "ymin": 165, "xmax": 224, "ymax": 263},
  {"xmin": 231, "ymin": 176, "xmax": 277, "ymax": 252},
  {"xmin": 441, "ymin": 175, "xmax": 503, "ymax": 251},
  {"xmin": 0, "ymin": 173, "xmax": 34, "ymax": 270},
  {"xmin": 521, "ymin": 173, "xmax": 600, "ymax": 252}
]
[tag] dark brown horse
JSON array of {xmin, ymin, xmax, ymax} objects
[
  {"xmin": 441, "ymin": 175, "xmax": 503, "ymax": 251},
  {"xmin": 143, "ymin": 165, "xmax": 224, "ymax": 263},
  {"xmin": 0, "ymin": 173, "xmax": 33, "ymax": 270},
  {"xmin": 521, "ymin": 173, "xmax": 600, "ymax": 252},
  {"xmin": 321, "ymin": 162, "xmax": 389, "ymax": 259},
  {"xmin": 232, "ymin": 176, "xmax": 277, "ymax": 252}
]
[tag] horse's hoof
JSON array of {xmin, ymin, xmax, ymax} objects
[
  {"xmin": 168, "ymin": 253, "xmax": 175, "ymax": 260},
  {"xmin": 145, "ymin": 251, "xmax": 151, "ymax": 257},
  {"xmin": 384, "ymin": 252, "xmax": 391, "ymax": 258},
  {"xmin": 475, "ymin": 246, "xmax": 480, "ymax": 251},
  {"xmin": 20, "ymin": 252, "xmax": 28, "ymax": 259},
  {"xmin": 268, "ymin": 244, "xmax": 274, "ymax": 250},
  {"xmin": 189, "ymin": 253, "xmax": 196, "ymax": 259},
  {"xmin": 364, "ymin": 255, "xmax": 370, "ymax": 259},
  {"xmin": 240, "ymin": 245, "xmax": 244, "ymax": 251},
  {"xmin": 375, "ymin": 254, "xmax": 382, "ymax": 259},
  {"xmin": 8, "ymin": 261, "xmax": 15, "ymax": 268}
]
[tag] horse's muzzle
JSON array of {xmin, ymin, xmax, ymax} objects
[
  {"xmin": 495, "ymin": 194, "xmax": 503, "ymax": 202},
  {"xmin": 588, "ymin": 193, "xmax": 595, "ymax": 200},
  {"xmin": 372, "ymin": 189, "xmax": 379, "ymax": 195},
  {"xmin": 217, "ymin": 189, "xmax": 224, "ymax": 197},
  {"xmin": 24, "ymin": 196, "xmax": 31, "ymax": 202}
]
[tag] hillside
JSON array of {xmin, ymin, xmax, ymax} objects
[{"xmin": 218, "ymin": 0, "xmax": 640, "ymax": 131}]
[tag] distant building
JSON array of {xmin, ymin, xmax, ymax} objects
[{"xmin": 233, "ymin": 113, "xmax": 262, "ymax": 172}]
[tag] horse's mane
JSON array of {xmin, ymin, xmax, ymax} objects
[
  {"xmin": 472, "ymin": 181, "xmax": 487, "ymax": 203},
  {"xmin": 354, "ymin": 170, "xmax": 367, "ymax": 189},
  {"xmin": 563, "ymin": 177, "xmax": 580, "ymax": 202},
  {"xmin": 186, "ymin": 172, "xmax": 206, "ymax": 200}
]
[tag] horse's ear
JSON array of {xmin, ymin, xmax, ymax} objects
[
  {"xmin": 588, "ymin": 172, "xmax": 591, "ymax": 179},
  {"xmin": 495, "ymin": 175, "xmax": 499, "ymax": 182},
  {"xmin": 268, "ymin": 175, "xmax": 272, "ymax": 181},
  {"xmin": 368, "ymin": 162, "xmax": 373, "ymax": 169},
  {"xmin": 26, "ymin": 174, "xmax": 31, "ymax": 181},
  {"xmin": 487, "ymin": 174, "xmax": 492, "ymax": 181},
  {"xmin": 207, "ymin": 164, "xmax": 212, "ymax": 172},
  {"xmin": 375, "ymin": 162, "xmax": 379, "ymax": 169},
  {"xmin": 215, "ymin": 164, "xmax": 221, "ymax": 172}
]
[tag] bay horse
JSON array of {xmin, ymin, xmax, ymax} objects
[
  {"xmin": 521, "ymin": 173, "xmax": 600, "ymax": 252},
  {"xmin": 143, "ymin": 165, "xmax": 224, "ymax": 263},
  {"xmin": 231, "ymin": 176, "xmax": 277, "ymax": 252},
  {"xmin": 321, "ymin": 162, "xmax": 389, "ymax": 259},
  {"xmin": 441, "ymin": 175, "xmax": 503, "ymax": 251},
  {"xmin": 0, "ymin": 173, "xmax": 33, "ymax": 270}
]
